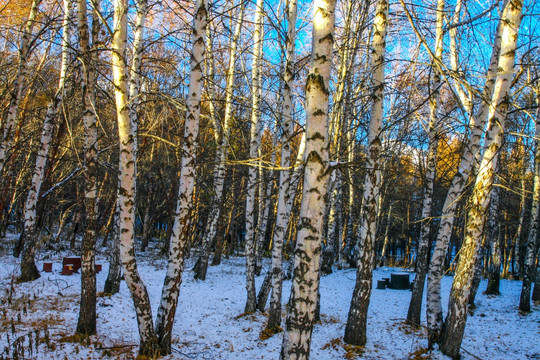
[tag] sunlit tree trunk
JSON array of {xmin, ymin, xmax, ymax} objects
[
  {"xmin": 76, "ymin": 0, "xmax": 100, "ymax": 336},
  {"xmin": 112, "ymin": 0, "xmax": 158, "ymax": 355},
  {"xmin": 406, "ymin": 0, "xmax": 443, "ymax": 328},
  {"xmin": 520, "ymin": 85, "xmax": 540, "ymax": 312},
  {"xmin": 18, "ymin": 0, "xmax": 70, "ymax": 283},
  {"xmin": 244, "ymin": 0, "xmax": 265, "ymax": 313},
  {"xmin": 0, "ymin": 0, "xmax": 41, "ymax": 177},
  {"xmin": 280, "ymin": 0, "xmax": 335, "ymax": 358},
  {"xmin": 266, "ymin": 0, "xmax": 297, "ymax": 331},
  {"xmin": 194, "ymin": 1, "xmax": 245, "ymax": 280},
  {"xmin": 155, "ymin": 0, "xmax": 208, "ymax": 353},
  {"xmin": 439, "ymin": 2, "xmax": 522, "ymax": 357},
  {"xmin": 425, "ymin": 0, "xmax": 506, "ymax": 344},
  {"xmin": 344, "ymin": 0, "xmax": 388, "ymax": 347}
]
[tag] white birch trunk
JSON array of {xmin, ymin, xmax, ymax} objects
[
  {"xmin": 519, "ymin": 85, "xmax": 540, "ymax": 312},
  {"xmin": 112, "ymin": 0, "xmax": 158, "ymax": 355},
  {"xmin": 406, "ymin": 0, "xmax": 443, "ymax": 327},
  {"xmin": 344, "ymin": 0, "xmax": 389, "ymax": 347},
  {"xmin": 439, "ymin": 2, "xmax": 522, "ymax": 357},
  {"xmin": 266, "ymin": 0, "xmax": 298, "ymax": 331},
  {"xmin": 76, "ymin": 0, "xmax": 101, "ymax": 336},
  {"xmin": 194, "ymin": 2, "xmax": 245, "ymax": 280},
  {"xmin": 0, "ymin": 0, "xmax": 42, "ymax": 176},
  {"xmin": 280, "ymin": 0, "xmax": 335, "ymax": 357},
  {"xmin": 18, "ymin": 0, "xmax": 71, "ymax": 283},
  {"xmin": 155, "ymin": 0, "xmax": 208, "ymax": 353},
  {"xmin": 244, "ymin": 0, "xmax": 265, "ymax": 313},
  {"xmin": 426, "ymin": 1, "xmax": 507, "ymax": 343}
]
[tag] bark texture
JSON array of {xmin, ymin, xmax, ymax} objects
[
  {"xmin": 194, "ymin": 1, "xmax": 244, "ymax": 281},
  {"xmin": 112, "ymin": 0, "xmax": 158, "ymax": 355},
  {"xmin": 244, "ymin": 0, "xmax": 265, "ymax": 314},
  {"xmin": 439, "ymin": 2, "xmax": 522, "ymax": 357},
  {"xmin": 425, "ymin": 0, "xmax": 506, "ymax": 343},
  {"xmin": 280, "ymin": 0, "xmax": 335, "ymax": 358},
  {"xmin": 344, "ymin": 0, "xmax": 388, "ymax": 346},
  {"xmin": 267, "ymin": 0, "xmax": 298, "ymax": 331},
  {"xmin": 77, "ymin": 0, "xmax": 100, "ymax": 336},
  {"xmin": 519, "ymin": 87, "xmax": 540, "ymax": 312},
  {"xmin": 155, "ymin": 0, "xmax": 208, "ymax": 353},
  {"xmin": 18, "ymin": 0, "xmax": 69, "ymax": 283},
  {"xmin": 406, "ymin": 0, "xmax": 443, "ymax": 327}
]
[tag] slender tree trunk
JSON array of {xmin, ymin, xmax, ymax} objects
[
  {"xmin": 265, "ymin": 0, "xmax": 298, "ymax": 332},
  {"xmin": 112, "ymin": 0, "xmax": 158, "ymax": 355},
  {"xmin": 244, "ymin": 0, "xmax": 265, "ymax": 313},
  {"xmin": 154, "ymin": 0, "xmax": 208, "ymax": 353},
  {"xmin": 18, "ymin": 0, "xmax": 71, "ymax": 283},
  {"xmin": 344, "ymin": 0, "xmax": 389, "ymax": 347},
  {"xmin": 322, "ymin": 170, "xmax": 340, "ymax": 275},
  {"xmin": 104, "ymin": 193, "xmax": 122, "ymax": 294},
  {"xmin": 519, "ymin": 87, "xmax": 540, "ymax": 312},
  {"xmin": 194, "ymin": 1, "xmax": 244, "ymax": 281},
  {"xmin": 280, "ymin": 1, "xmax": 335, "ymax": 358},
  {"xmin": 485, "ymin": 174, "xmax": 502, "ymax": 295},
  {"xmin": 406, "ymin": 0, "xmax": 443, "ymax": 327},
  {"xmin": 439, "ymin": 2, "xmax": 522, "ymax": 357},
  {"xmin": 425, "ymin": 0, "xmax": 507, "ymax": 344},
  {"xmin": 76, "ymin": 0, "xmax": 100, "ymax": 336}
]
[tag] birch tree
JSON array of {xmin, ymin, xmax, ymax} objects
[
  {"xmin": 439, "ymin": 1, "xmax": 523, "ymax": 357},
  {"xmin": 266, "ymin": 0, "xmax": 297, "ymax": 332},
  {"xmin": 112, "ymin": 0, "xmax": 158, "ymax": 355},
  {"xmin": 244, "ymin": 0, "xmax": 265, "ymax": 314},
  {"xmin": 76, "ymin": 0, "xmax": 100, "ymax": 336},
  {"xmin": 406, "ymin": 0, "xmax": 443, "ymax": 327},
  {"xmin": 344, "ymin": 0, "xmax": 389, "ymax": 346},
  {"xmin": 280, "ymin": 0, "xmax": 335, "ymax": 357},
  {"xmin": 519, "ymin": 81, "xmax": 540, "ymax": 312},
  {"xmin": 426, "ymin": 1, "xmax": 507, "ymax": 343},
  {"xmin": 155, "ymin": 0, "xmax": 208, "ymax": 352},
  {"xmin": 18, "ymin": 0, "xmax": 70, "ymax": 283},
  {"xmin": 193, "ymin": 1, "xmax": 245, "ymax": 280}
]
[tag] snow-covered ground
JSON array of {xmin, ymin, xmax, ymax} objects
[{"xmin": 1, "ymin": 239, "xmax": 539, "ymax": 359}]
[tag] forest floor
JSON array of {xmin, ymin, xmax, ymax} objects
[{"xmin": 0, "ymin": 232, "xmax": 539, "ymax": 360}]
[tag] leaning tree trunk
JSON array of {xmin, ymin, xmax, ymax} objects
[
  {"xmin": 519, "ymin": 86, "xmax": 540, "ymax": 312},
  {"xmin": 280, "ymin": 0, "xmax": 335, "ymax": 358},
  {"xmin": 76, "ymin": 0, "xmax": 100, "ymax": 336},
  {"xmin": 406, "ymin": 0, "xmax": 443, "ymax": 328},
  {"xmin": 0, "ymin": 0, "xmax": 41, "ymax": 177},
  {"xmin": 244, "ymin": 0, "xmax": 265, "ymax": 313},
  {"xmin": 112, "ymin": 0, "xmax": 158, "ymax": 355},
  {"xmin": 154, "ymin": 0, "xmax": 208, "ymax": 353},
  {"xmin": 265, "ymin": 0, "xmax": 298, "ymax": 332},
  {"xmin": 425, "ymin": 0, "xmax": 506, "ymax": 344},
  {"xmin": 18, "ymin": 0, "xmax": 70, "ymax": 283},
  {"xmin": 439, "ymin": 2, "xmax": 522, "ymax": 357},
  {"xmin": 193, "ymin": 1, "xmax": 244, "ymax": 281},
  {"xmin": 344, "ymin": 0, "xmax": 389, "ymax": 347}
]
